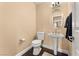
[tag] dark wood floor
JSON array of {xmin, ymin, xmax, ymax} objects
[{"xmin": 22, "ymin": 46, "xmax": 68, "ymax": 56}]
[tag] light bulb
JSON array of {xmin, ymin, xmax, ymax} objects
[{"xmin": 52, "ymin": 2, "xmax": 55, "ymax": 4}]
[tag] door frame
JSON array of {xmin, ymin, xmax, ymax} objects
[
  {"xmin": 72, "ymin": 2, "xmax": 75, "ymax": 56},
  {"xmin": 72, "ymin": 2, "xmax": 79, "ymax": 56}
]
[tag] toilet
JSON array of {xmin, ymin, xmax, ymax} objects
[{"xmin": 32, "ymin": 32, "xmax": 44, "ymax": 55}]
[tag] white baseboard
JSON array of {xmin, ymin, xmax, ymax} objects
[
  {"xmin": 15, "ymin": 44, "xmax": 69, "ymax": 56},
  {"xmin": 16, "ymin": 45, "xmax": 32, "ymax": 56},
  {"xmin": 42, "ymin": 44, "xmax": 69, "ymax": 55}
]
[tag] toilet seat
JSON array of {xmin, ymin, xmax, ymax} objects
[
  {"xmin": 32, "ymin": 40, "xmax": 42, "ymax": 44},
  {"xmin": 32, "ymin": 40, "xmax": 42, "ymax": 47}
]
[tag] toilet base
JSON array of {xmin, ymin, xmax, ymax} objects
[{"xmin": 33, "ymin": 47, "xmax": 42, "ymax": 55}]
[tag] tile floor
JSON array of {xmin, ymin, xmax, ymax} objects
[{"xmin": 22, "ymin": 46, "xmax": 68, "ymax": 56}]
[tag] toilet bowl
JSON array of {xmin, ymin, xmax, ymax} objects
[{"xmin": 32, "ymin": 32, "xmax": 44, "ymax": 55}]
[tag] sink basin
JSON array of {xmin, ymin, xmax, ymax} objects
[{"xmin": 48, "ymin": 32, "xmax": 64, "ymax": 40}]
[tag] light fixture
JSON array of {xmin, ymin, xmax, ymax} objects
[
  {"xmin": 52, "ymin": 2, "xmax": 55, "ymax": 4},
  {"xmin": 51, "ymin": 2, "xmax": 60, "ymax": 8}
]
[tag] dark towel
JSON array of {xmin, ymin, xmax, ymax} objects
[{"xmin": 64, "ymin": 13, "xmax": 72, "ymax": 42}]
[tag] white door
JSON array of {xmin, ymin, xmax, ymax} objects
[{"xmin": 72, "ymin": 2, "xmax": 79, "ymax": 56}]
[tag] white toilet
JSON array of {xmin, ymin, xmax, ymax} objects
[{"xmin": 32, "ymin": 32, "xmax": 44, "ymax": 55}]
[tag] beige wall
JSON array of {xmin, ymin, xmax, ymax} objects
[
  {"xmin": 36, "ymin": 2, "xmax": 72, "ymax": 51},
  {"xmin": 0, "ymin": 3, "xmax": 36, "ymax": 55}
]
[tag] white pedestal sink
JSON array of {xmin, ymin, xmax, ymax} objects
[{"xmin": 48, "ymin": 32, "xmax": 64, "ymax": 55}]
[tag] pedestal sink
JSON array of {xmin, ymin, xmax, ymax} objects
[{"xmin": 48, "ymin": 32, "xmax": 64, "ymax": 55}]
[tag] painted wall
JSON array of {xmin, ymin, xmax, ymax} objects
[
  {"xmin": 0, "ymin": 3, "xmax": 36, "ymax": 55},
  {"xmin": 36, "ymin": 2, "xmax": 72, "ymax": 51}
]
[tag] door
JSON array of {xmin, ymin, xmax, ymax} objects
[{"xmin": 72, "ymin": 2, "xmax": 79, "ymax": 56}]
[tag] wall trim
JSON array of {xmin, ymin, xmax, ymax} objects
[
  {"xmin": 42, "ymin": 44, "xmax": 69, "ymax": 55},
  {"xmin": 15, "ymin": 44, "xmax": 69, "ymax": 56},
  {"xmin": 16, "ymin": 45, "xmax": 32, "ymax": 56}
]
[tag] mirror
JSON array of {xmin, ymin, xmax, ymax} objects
[
  {"xmin": 51, "ymin": 2, "xmax": 63, "ymax": 29},
  {"xmin": 53, "ymin": 15, "xmax": 63, "ymax": 28}
]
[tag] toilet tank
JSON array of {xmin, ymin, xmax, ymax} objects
[{"xmin": 37, "ymin": 32, "xmax": 44, "ymax": 40}]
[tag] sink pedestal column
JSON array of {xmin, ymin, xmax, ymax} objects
[{"xmin": 54, "ymin": 38, "xmax": 58, "ymax": 55}]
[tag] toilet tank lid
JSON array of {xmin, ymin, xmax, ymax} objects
[{"xmin": 37, "ymin": 32, "xmax": 44, "ymax": 34}]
